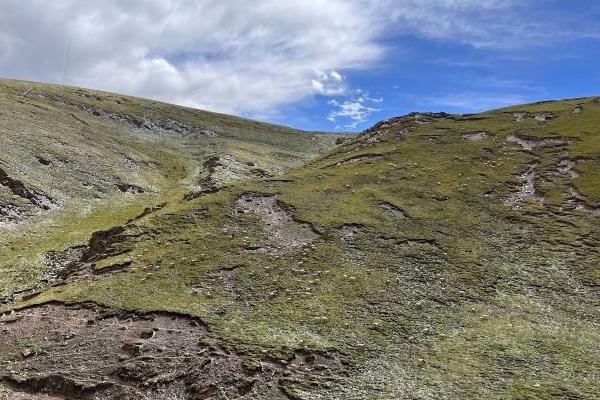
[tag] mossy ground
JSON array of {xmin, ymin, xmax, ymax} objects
[{"xmin": 1, "ymin": 83, "xmax": 599, "ymax": 399}]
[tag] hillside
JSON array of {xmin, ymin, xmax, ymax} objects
[
  {"xmin": 0, "ymin": 79, "xmax": 345, "ymax": 303},
  {"xmin": 1, "ymin": 82, "xmax": 599, "ymax": 400}
]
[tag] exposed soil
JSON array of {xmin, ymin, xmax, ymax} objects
[
  {"xmin": 504, "ymin": 134, "xmax": 572, "ymax": 208},
  {"xmin": 557, "ymin": 159, "xmax": 579, "ymax": 178},
  {"xmin": 379, "ymin": 203, "xmax": 408, "ymax": 219},
  {"xmin": 511, "ymin": 111, "xmax": 555, "ymax": 122},
  {"xmin": 322, "ymin": 153, "xmax": 384, "ymax": 168},
  {"xmin": 32, "ymin": 91, "xmax": 218, "ymax": 138},
  {"xmin": 185, "ymin": 155, "xmax": 271, "ymax": 200},
  {"xmin": 337, "ymin": 224, "xmax": 363, "ymax": 246},
  {"xmin": 513, "ymin": 112, "xmax": 527, "ymax": 122},
  {"xmin": 116, "ymin": 184, "xmax": 146, "ymax": 195},
  {"xmin": 0, "ymin": 303, "xmax": 343, "ymax": 400},
  {"xmin": 534, "ymin": 112, "xmax": 554, "ymax": 121},
  {"xmin": 0, "ymin": 202, "xmax": 27, "ymax": 224},
  {"xmin": 0, "ymin": 168, "xmax": 56, "ymax": 210},
  {"xmin": 126, "ymin": 203, "xmax": 167, "ymax": 224},
  {"xmin": 505, "ymin": 166, "xmax": 543, "ymax": 207},
  {"xmin": 462, "ymin": 131, "xmax": 489, "ymax": 141},
  {"xmin": 506, "ymin": 134, "xmax": 567, "ymax": 151},
  {"xmin": 233, "ymin": 194, "xmax": 320, "ymax": 250}
]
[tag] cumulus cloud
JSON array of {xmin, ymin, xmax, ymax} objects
[
  {"xmin": 0, "ymin": 0, "xmax": 594, "ymax": 118},
  {"xmin": 0, "ymin": 0, "xmax": 385, "ymax": 115}
]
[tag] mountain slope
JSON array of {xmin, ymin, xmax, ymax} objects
[
  {"xmin": 1, "ymin": 85, "xmax": 599, "ymax": 399},
  {"xmin": 0, "ymin": 79, "xmax": 346, "ymax": 301}
]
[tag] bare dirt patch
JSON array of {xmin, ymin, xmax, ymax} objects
[
  {"xmin": 511, "ymin": 112, "xmax": 555, "ymax": 122},
  {"xmin": 506, "ymin": 134, "xmax": 566, "ymax": 151},
  {"xmin": 0, "ymin": 202, "xmax": 27, "ymax": 225},
  {"xmin": 233, "ymin": 194, "xmax": 320, "ymax": 250},
  {"xmin": 462, "ymin": 131, "xmax": 489, "ymax": 141},
  {"xmin": 557, "ymin": 159, "xmax": 579, "ymax": 179},
  {"xmin": 116, "ymin": 184, "xmax": 146, "ymax": 195},
  {"xmin": 0, "ymin": 168, "xmax": 56, "ymax": 210},
  {"xmin": 185, "ymin": 155, "xmax": 271, "ymax": 200},
  {"xmin": 0, "ymin": 303, "xmax": 343, "ymax": 400},
  {"xmin": 322, "ymin": 153, "xmax": 384, "ymax": 168},
  {"xmin": 534, "ymin": 112, "xmax": 554, "ymax": 121},
  {"xmin": 504, "ymin": 166, "xmax": 544, "ymax": 208},
  {"xmin": 504, "ymin": 134, "xmax": 571, "ymax": 208},
  {"xmin": 379, "ymin": 203, "xmax": 408, "ymax": 219}
]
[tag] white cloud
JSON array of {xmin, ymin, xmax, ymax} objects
[
  {"xmin": 0, "ymin": 1, "xmax": 595, "ymax": 117},
  {"xmin": 311, "ymin": 70, "xmax": 346, "ymax": 96},
  {"xmin": 328, "ymin": 93, "xmax": 383, "ymax": 128},
  {"xmin": 379, "ymin": 0, "xmax": 600, "ymax": 49},
  {"xmin": 0, "ymin": 0, "xmax": 385, "ymax": 115}
]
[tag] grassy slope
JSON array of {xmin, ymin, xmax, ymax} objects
[
  {"xmin": 2, "ymin": 84, "xmax": 600, "ymax": 398},
  {"xmin": 0, "ymin": 79, "xmax": 343, "ymax": 299}
]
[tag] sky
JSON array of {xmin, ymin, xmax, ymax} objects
[{"xmin": 1, "ymin": 1, "xmax": 599, "ymax": 132}]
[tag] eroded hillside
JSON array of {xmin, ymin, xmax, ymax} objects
[
  {"xmin": 1, "ymin": 83, "xmax": 599, "ymax": 399},
  {"xmin": 0, "ymin": 79, "xmax": 343, "ymax": 303}
]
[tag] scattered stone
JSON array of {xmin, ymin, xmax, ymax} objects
[{"xmin": 139, "ymin": 328, "xmax": 155, "ymax": 339}]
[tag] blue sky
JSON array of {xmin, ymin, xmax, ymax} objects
[
  {"xmin": 281, "ymin": 1, "xmax": 600, "ymax": 131},
  {"xmin": 1, "ymin": 1, "xmax": 600, "ymax": 132}
]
